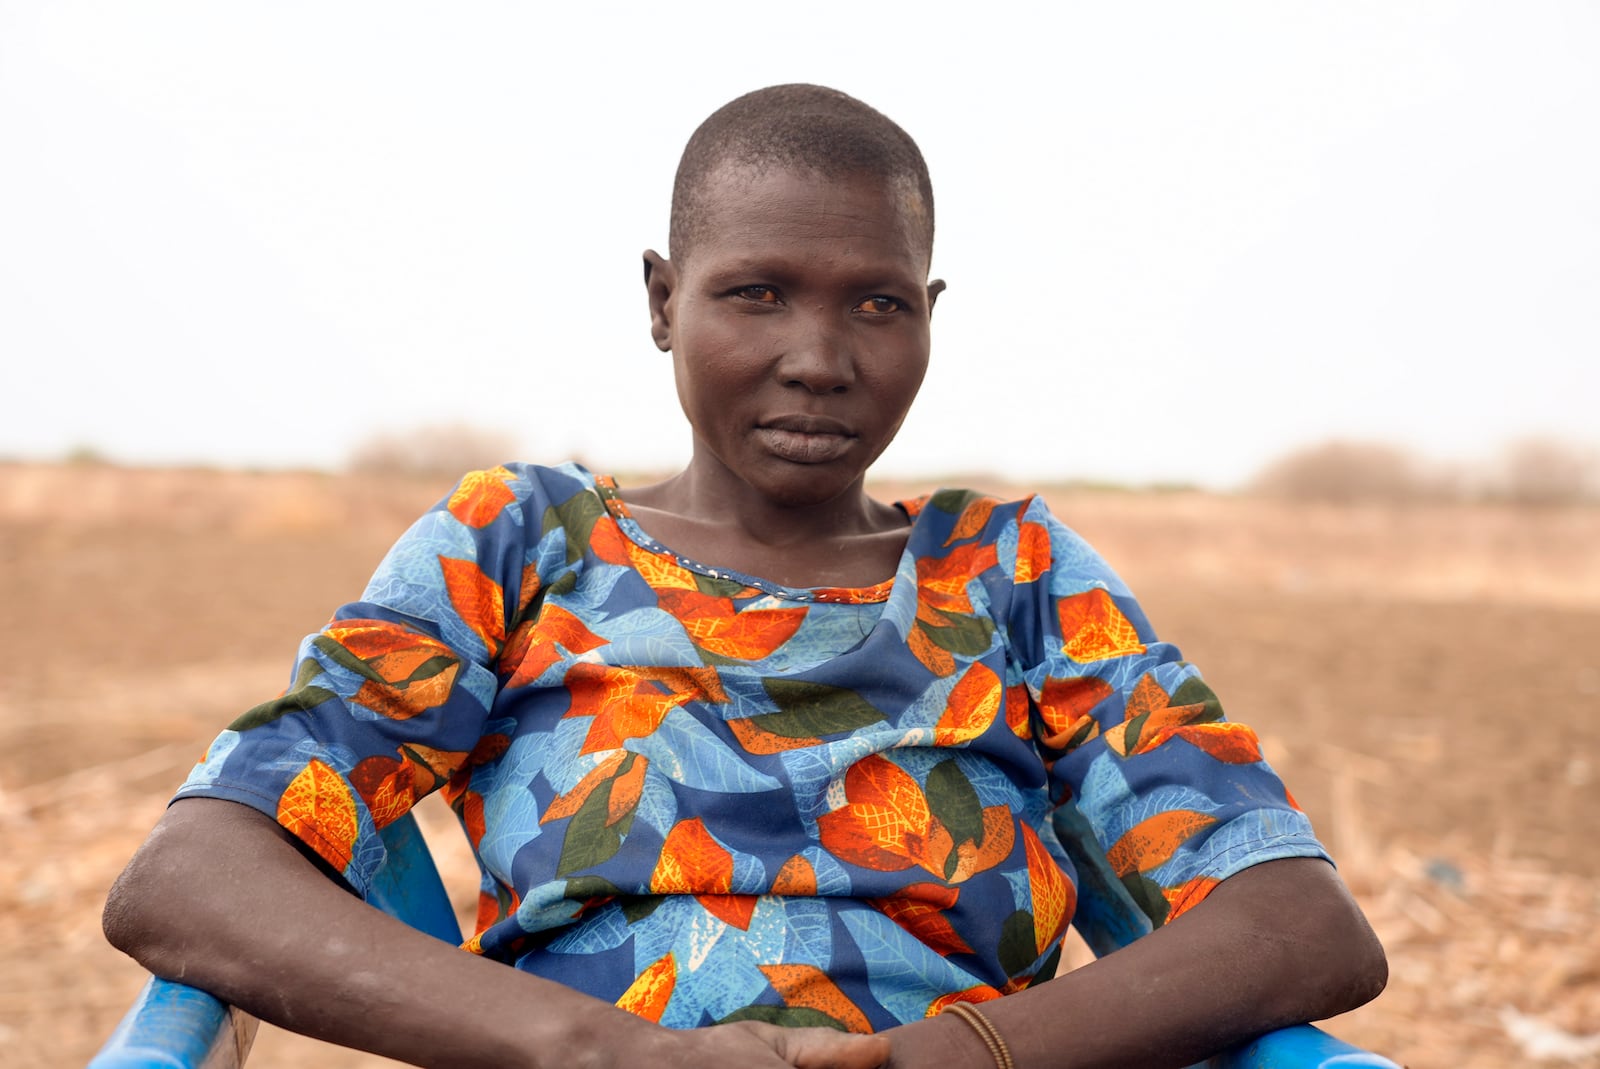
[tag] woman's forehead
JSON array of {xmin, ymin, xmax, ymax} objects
[{"xmin": 683, "ymin": 163, "xmax": 932, "ymax": 269}]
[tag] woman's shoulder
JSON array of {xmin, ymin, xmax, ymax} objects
[
  {"xmin": 901, "ymin": 485, "xmax": 1132, "ymax": 597},
  {"xmin": 426, "ymin": 461, "xmax": 602, "ymax": 524},
  {"xmin": 899, "ymin": 485, "xmax": 1054, "ymax": 547}
]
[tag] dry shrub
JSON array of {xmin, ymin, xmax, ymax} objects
[
  {"xmin": 1494, "ymin": 437, "xmax": 1599, "ymax": 506},
  {"xmin": 1248, "ymin": 440, "xmax": 1444, "ymax": 504},
  {"xmin": 347, "ymin": 424, "xmax": 520, "ymax": 478}
]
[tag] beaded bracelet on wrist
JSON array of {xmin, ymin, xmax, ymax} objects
[{"xmin": 943, "ymin": 1001, "xmax": 1016, "ymax": 1069}]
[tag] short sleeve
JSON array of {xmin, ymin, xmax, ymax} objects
[
  {"xmin": 172, "ymin": 464, "xmax": 556, "ymax": 894},
  {"xmin": 1009, "ymin": 497, "xmax": 1327, "ymax": 926}
]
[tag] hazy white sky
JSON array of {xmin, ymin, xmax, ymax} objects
[{"xmin": 2, "ymin": 1, "xmax": 1595, "ymax": 487}]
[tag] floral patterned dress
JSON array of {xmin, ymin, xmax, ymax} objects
[{"xmin": 177, "ymin": 462, "xmax": 1324, "ymax": 1032}]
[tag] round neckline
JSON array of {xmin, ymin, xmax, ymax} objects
[{"xmin": 592, "ymin": 474, "xmax": 906, "ymax": 605}]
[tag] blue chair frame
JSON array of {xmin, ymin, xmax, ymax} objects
[{"xmin": 92, "ymin": 810, "xmax": 1396, "ymax": 1068}]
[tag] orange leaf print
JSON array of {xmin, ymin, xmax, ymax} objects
[
  {"xmin": 942, "ymin": 497, "xmax": 996, "ymax": 546},
  {"xmin": 368, "ymin": 644, "xmax": 457, "ymax": 688},
  {"xmin": 690, "ymin": 608, "xmax": 807, "ymax": 660},
  {"xmin": 1168, "ymin": 722, "xmax": 1263, "ymax": 764},
  {"xmin": 503, "ymin": 604, "xmax": 607, "ymax": 689},
  {"xmin": 917, "ymin": 822, "xmax": 957, "ymax": 880},
  {"xmin": 277, "ymin": 759, "xmax": 359, "ymax": 872},
  {"xmin": 439, "ymin": 555, "xmax": 506, "ymax": 655},
  {"xmin": 771, "ymin": 855, "xmax": 818, "ymax": 896},
  {"xmin": 656, "ymin": 588, "xmax": 806, "ymax": 661},
  {"xmin": 540, "ymin": 604, "xmax": 608, "ymax": 656},
  {"xmin": 473, "ymin": 882, "xmax": 522, "ymax": 935},
  {"xmin": 869, "ymin": 882, "xmax": 971, "ymax": 957},
  {"xmin": 1163, "ymin": 874, "xmax": 1222, "ymax": 921},
  {"xmin": 1106, "ymin": 809, "xmax": 1218, "ymax": 877},
  {"xmin": 456, "ymin": 788, "xmax": 487, "ymax": 852},
  {"xmin": 916, "ymin": 542, "xmax": 1000, "ymax": 617},
  {"xmin": 936, "ymin": 662, "xmax": 1003, "ymax": 746},
  {"xmin": 541, "ymin": 751, "xmax": 630, "ymax": 824},
  {"xmin": 349, "ymin": 755, "xmax": 411, "ymax": 829},
  {"xmin": 1105, "ymin": 676, "xmax": 1226, "ymax": 757},
  {"xmin": 697, "ymin": 893, "xmax": 757, "ymax": 930},
  {"xmin": 908, "ymin": 622, "xmax": 956, "ymax": 677},
  {"xmin": 632, "ymin": 664, "xmax": 729, "ymax": 704},
  {"xmin": 446, "ymin": 467, "xmax": 517, "ymax": 528},
  {"xmin": 651, "ymin": 818, "xmax": 734, "ymax": 895},
  {"xmin": 562, "ymin": 663, "xmax": 692, "ymax": 754},
  {"xmin": 352, "ymin": 662, "xmax": 459, "ymax": 721},
  {"xmin": 1035, "ymin": 676, "xmax": 1113, "ymax": 750},
  {"xmin": 501, "ymin": 624, "xmax": 562, "ymax": 689},
  {"xmin": 1013, "ymin": 520, "xmax": 1052, "ymax": 584},
  {"xmin": 400, "ymin": 743, "xmax": 465, "ymax": 786},
  {"xmin": 326, "ymin": 623, "xmax": 445, "ymax": 663},
  {"xmin": 1124, "ymin": 672, "xmax": 1173, "ymax": 723},
  {"xmin": 608, "ymin": 754, "xmax": 648, "ymax": 826},
  {"xmin": 1020, "ymin": 824, "xmax": 1076, "ymax": 955},
  {"xmin": 442, "ymin": 734, "xmax": 510, "ymax": 809},
  {"xmin": 322, "ymin": 626, "xmax": 462, "ymax": 720},
  {"xmin": 927, "ymin": 986, "xmax": 1001, "ymax": 1017},
  {"xmin": 817, "ymin": 756, "xmax": 937, "ymax": 873},
  {"xmin": 760, "ymin": 964, "xmax": 873, "ymax": 1034},
  {"xmin": 945, "ymin": 806, "xmax": 1016, "ymax": 883},
  {"xmin": 847, "ymin": 756, "xmax": 931, "ymax": 829},
  {"xmin": 1057, "ymin": 588, "xmax": 1145, "ymax": 663},
  {"xmin": 1103, "ymin": 674, "xmax": 1176, "ymax": 756},
  {"xmin": 725, "ymin": 717, "xmax": 822, "ymax": 755},
  {"xmin": 616, "ymin": 953, "xmax": 677, "ymax": 1022},
  {"xmin": 817, "ymin": 808, "xmax": 920, "ymax": 873},
  {"xmin": 515, "ymin": 561, "xmax": 542, "ymax": 617},
  {"xmin": 1004, "ymin": 683, "xmax": 1031, "ymax": 739},
  {"xmin": 628, "ymin": 541, "xmax": 700, "ymax": 592},
  {"xmin": 587, "ymin": 516, "xmax": 634, "ymax": 567}
]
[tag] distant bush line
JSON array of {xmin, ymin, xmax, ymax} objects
[{"xmin": 1249, "ymin": 438, "xmax": 1599, "ymax": 506}]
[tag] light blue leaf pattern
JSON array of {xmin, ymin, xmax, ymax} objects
[{"xmin": 631, "ymin": 709, "xmax": 782, "ymax": 794}]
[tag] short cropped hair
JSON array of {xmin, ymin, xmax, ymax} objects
[{"xmin": 669, "ymin": 84, "xmax": 935, "ymax": 263}]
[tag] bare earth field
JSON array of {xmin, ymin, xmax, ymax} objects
[{"xmin": 2, "ymin": 462, "xmax": 1597, "ymax": 1068}]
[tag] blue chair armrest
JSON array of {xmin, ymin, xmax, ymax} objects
[
  {"xmin": 89, "ymin": 977, "xmax": 254, "ymax": 1069},
  {"xmin": 92, "ymin": 811, "xmax": 460, "ymax": 1067},
  {"xmin": 364, "ymin": 807, "xmax": 463, "ymax": 945},
  {"xmin": 1205, "ymin": 1023, "xmax": 1402, "ymax": 1068}
]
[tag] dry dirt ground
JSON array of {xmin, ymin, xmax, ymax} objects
[{"xmin": 1, "ymin": 463, "xmax": 1597, "ymax": 1068}]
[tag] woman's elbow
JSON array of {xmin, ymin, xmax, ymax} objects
[
  {"xmin": 102, "ymin": 823, "xmax": 194, "ymax": 974},
  {"xmin": 1295, "ymin": 872, "xmax": 1388, "ymax": 1018},
  {"xmin": 1329, "ymin": 910, "xmax": 1389, "ymax": 1015}
]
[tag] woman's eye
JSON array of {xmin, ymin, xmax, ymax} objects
[
  {"xmin": 854, "ymin": 296, "xmax": 902, "ymax": 315},
  {"xmin": 737, "ymin": 286, "xmax": 779, "ymax": 303}
]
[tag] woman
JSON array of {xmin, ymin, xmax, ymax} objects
[{"xmin": 104, "ymin": 84, "xmax": 1386, "ymax": 1069}]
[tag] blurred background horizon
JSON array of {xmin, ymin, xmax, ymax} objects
[{"xmin": 2, "ymin": 1, "xmax": 1596, "ymax": 493}]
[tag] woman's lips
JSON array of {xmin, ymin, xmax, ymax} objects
[{"xmin": 755, "ymin": 419, "xmax": 855, "ymax": 464}]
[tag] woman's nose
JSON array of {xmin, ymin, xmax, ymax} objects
[{"xmin": 776, "ymin": 310, "xmax": 856, "ymax": 393}]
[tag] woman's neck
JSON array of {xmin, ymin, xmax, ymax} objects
[{"xmin": 615, "ymin": 469, "xmax": 909, "ymax": 591}]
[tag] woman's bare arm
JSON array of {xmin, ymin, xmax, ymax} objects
[
  {"xmin": 103, "ymin": 798, "xmax": 890, "ymax": 1069},
  {"xmin": 883, "ymin": 857, "xmax": 1386, "ymax": 1069}
]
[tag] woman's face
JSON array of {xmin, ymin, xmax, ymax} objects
[{"xmin": 646, "ymin": 164, "xmax": 941, "ymax": 512}]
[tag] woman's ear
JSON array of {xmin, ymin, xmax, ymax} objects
[{"xmin": 643, "ymin": 250, "xmax": 675, "ymax": 353}]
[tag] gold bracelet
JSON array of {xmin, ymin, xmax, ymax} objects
[{"xmin": 943, "ymin": 1001, "xmax": 1016, "ymax": 1069}]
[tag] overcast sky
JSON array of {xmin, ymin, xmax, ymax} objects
[{"xmin": 2, "ymin": 2, "xmax": 1595, "ymax": 488}]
